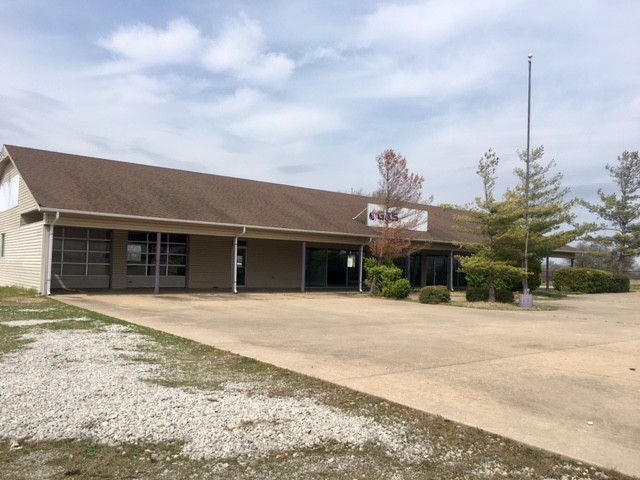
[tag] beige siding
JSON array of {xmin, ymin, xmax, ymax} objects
[
  {"xmin": 111, "ymin": 230, "xmax": 128, "ymax": 289},
  {"xmin": 0, "ymin": 222, "xmax": 44, "ymax": 291},
  {"xmin": 17, "ymin": 181, "xmax": 39, "ymax": 216},
  {"xmin": 246, "ymin": 239, "xmax": 302, "ymax": 289},
  {"xmin": 188, "ymin": 235, "xmax": 232, "ymax": 289},
  {"xmin": 0, "ymin": 164, "xmax": 45, "ymax": 290}
]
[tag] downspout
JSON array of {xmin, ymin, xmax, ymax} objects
[
  {"xmin": 232, "ymin": 227, "xmax": 246, "ymax": 294},
  {"xmin": 358, "ymin": 237, "xmax": 372, "ymax": 293},
  {"xmin": 45, "ymin": 212, "xmax": 60, "ymax": 296}
]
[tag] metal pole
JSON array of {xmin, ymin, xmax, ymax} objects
[{"xmin": 521, "ymin": 53, "xmax": 533, "ymax": 308}]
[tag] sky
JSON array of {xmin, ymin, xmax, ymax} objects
[{"xmin": 1, "ymin": 0, "xmax": 639, "ymax": 218}]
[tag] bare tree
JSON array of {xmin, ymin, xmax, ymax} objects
[{"xmin": 369, "ymin": 149, "xmax": 426, "ymax": 261}]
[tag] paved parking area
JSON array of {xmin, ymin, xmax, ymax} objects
[{"xmin": 58, "ymin": 291, "xmax": 640, "ymax": 477}]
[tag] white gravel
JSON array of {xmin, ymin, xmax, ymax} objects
[{"xmin": 0, "ymin": 323, "xmax": 430, "ymax": 462}]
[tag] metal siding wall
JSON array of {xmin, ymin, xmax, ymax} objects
[
  {"xmin": 0, "ymin": 221, "xmax": 44, "ymax": 291},
  {"xmin": 111, "ymin": 230, "xmax": 128, "ymax": 289},
  {"xmin": 188, "ymin": 235, "xmax": 232, "ymax": 289},
  {"xmin": 17, "ymin": 179, "xmax": 34, "ymax": 214},
  {"xmin": 0, "ymin": 166, "xmax": 44, "ymax": 291},
  {"xmin": 246, "ymin": 239, "xmax": 302, "ymax": 289}
]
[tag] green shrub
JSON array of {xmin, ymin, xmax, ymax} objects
[
  {"xmin": 419, "ymin": 286, "xmax": 451, "ymax": 304},
  {"xmin": 553, "ymin": 268, "xmax": 630, "ymax": 293},
  {"xmin": 495, "ymin": 289, "xmax": 515, "ymax": 303},
  {"xmin": 610, "ymin": 272, "xmax": 631, "ymax": 292},
  {"xmin": 383, "ymin": 278, "xmax": 412, "ymax": 299},
  {"xmin": 525, "ymin": 259, "xmax": 542, "ymax": 292},
  {"xmin": 464, "ymin": 258, "xmax": 542, "ymax": 292},
  {"xmin": 365, "ymin": 258, "xmax": 402, "ymax": 295},
  {"xmin": 465, "ymin": 287, "xmax": 514, "ymax": 303}
]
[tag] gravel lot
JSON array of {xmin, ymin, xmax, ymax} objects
[{"xmin": 0, "ymin": 319, "xmax": 428, "ymax": 464}]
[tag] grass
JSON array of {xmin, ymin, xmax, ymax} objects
[
  {"xmin": 412, "ymin": 290, "xmax": 562, "ymax": 311},
  {"xmin": 0, "ymin": 287, "xmax": 635, "ymax": 480}
]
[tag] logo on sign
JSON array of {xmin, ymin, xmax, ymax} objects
[{"xmin": 368, "ymin": 208, "xmax": 399, "ymax": 223}]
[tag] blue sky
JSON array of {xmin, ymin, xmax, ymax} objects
[{"xmin": 1, "ymin": 1, "xmax": 638, "ymax": 215}]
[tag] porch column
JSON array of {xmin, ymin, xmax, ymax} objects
[
  {"xmin": 154, "ymin": 232, "xmax": 161, "ymax": 294},
  {"xmin": 358, "ymin": 244, "xmax": 364, "ymax": 292},
  {"xmin": 232, "ymin": 237, "xmax": 238, "ymax": 293},
  {"xmin": 448, "ymin": 251, "xmax": 454, "ymax": 290},
  {"xmin": 301, "ymin": 241, "xmax": 306, "ymax": 292}
]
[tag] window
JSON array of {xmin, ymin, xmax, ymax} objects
[
  {"xmin": 305, "ymin": 248, "xmax": 360, "ymax": 288},
  {"xmin": 0, "ymin": 176, "xmax": 19, "ymax": 212},
  {"xmin": 127, "ymin": 232, "xmax": 187, "ymax": 277},
  {"xmin": 52, "ymin": 227, "xmax": 111, "ymax": 275},
  {"xmin": 1, "ymin": 233, "xmax": 5, "ymax": 257}
]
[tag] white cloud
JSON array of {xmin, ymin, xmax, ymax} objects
[
  {"xmin": 90, "ymin": 74, "xmax": 172, "ymax": 105},
  {"xmin": 227, "ymin": 106, "xmax": 342, "ymax": 143},
  {"xmin": 356, "ymin": 0, "xmax": 517, "ymax": 50},
  {"xmin": 95, "ymin": 14, "xmax": 294, "ymax": 86},
  {"xmin": 354, "ymin": 51, "xmax": 502, "ymax": 99},
  {"xmin": 194, "ymin": 88, "xmax": 264, "ymax": 117},
  {"xmin": 201, "ymin": 13, "xmax": 294, "ymax": 84},
  {"xmin": 97, "ymin": 18, "xmax": 202, "ymax": 67}
]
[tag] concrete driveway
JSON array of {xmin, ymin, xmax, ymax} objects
[{"xmin": 58, "ymin": 291, "xmax": 640, "ymax": 477}]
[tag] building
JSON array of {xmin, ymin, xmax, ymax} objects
[{"xmin": 0, "ymin": 145, "xmax": 572, "ymax": 294}]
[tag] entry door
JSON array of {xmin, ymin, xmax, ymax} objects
[{"xmin": 236, "ymin": 246, "xmax": 247, "ymax": 287}]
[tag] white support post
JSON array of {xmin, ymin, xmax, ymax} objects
[
  {"xmin": 232, "ymin": 236, "xmax": 238, "ymax": 294},
  {"xmin": 358, "ymin": 244, "xmax": 364, "ymax": 292},
  {"xmin": 301, "ymin": 241, "xmax": 306, "ymax": 292},
  {"xmin": 154, "ymin": 232, "xmax": 161, "ymax": 294}
]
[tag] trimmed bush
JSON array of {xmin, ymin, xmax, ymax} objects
[
  {"xmin": 553, "ymin": 268, "xmax": 630, "ymax": 293},
  {"xmin": 495, "ymin": 289, "xmax": 515, "ymax": 303},
  {"xmin": 465, "ymin": 287, "xmax": 488, "ymax": 302},
  {"xmin": 383, "ymin": 278, "xmax": 412, "ymax": 299},
  {"xmin": 465, "ymin": 287, "xmax": 514, "ymax": 303},
  {"xmin": 610, "ymin": 272, "xmax": 631, "ymax": 292},
  {"xmin": 465, "ymin": 258, "xmax": 542, "ymax": 292},
  {"xmin": 364, "ymin": 258, "xmax": 404, "ymax": 296},
  {"xmin": 419, "ymin": 286, "xmax": 451, "ymax": 304}
]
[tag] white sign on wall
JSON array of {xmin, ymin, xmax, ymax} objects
[{"xmin": 366, "ymin": 203, "xmax": 428, "ymax": 232}]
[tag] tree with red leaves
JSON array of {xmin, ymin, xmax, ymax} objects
[{"xmin": 369, "ymin": 149, "xmax": 426, "ymax": 261}]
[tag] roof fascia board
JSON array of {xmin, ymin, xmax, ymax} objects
[{"xmin": 38, "ymin": 207, "xmax": 375, "ymax": 240}]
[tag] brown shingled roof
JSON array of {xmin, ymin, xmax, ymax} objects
[{"xmin": 4, "ymin": 145, "xmax": 480, "ymax": 245}]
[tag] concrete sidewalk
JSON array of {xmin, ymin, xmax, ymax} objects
[{"xmin": 58, "ymin": 291, "xmax": 640, "ymax": 477}]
